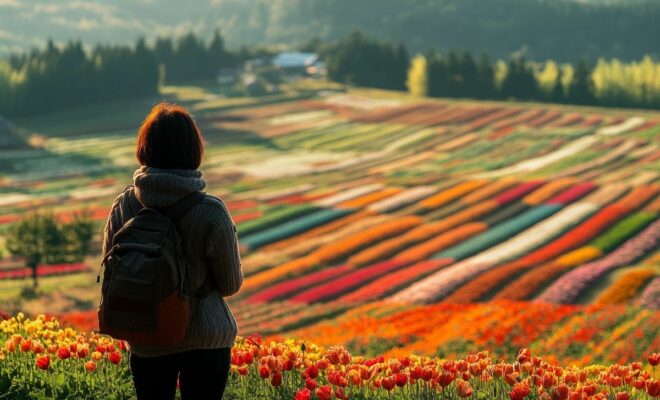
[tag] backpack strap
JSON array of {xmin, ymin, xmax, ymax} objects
[
  {"xmin": 164, "ymin": 191, "xmax": 206, "ymax": 227},
  {"xmin": 164, "ymin": 191, "xmax": 215, "ymax": 299}
]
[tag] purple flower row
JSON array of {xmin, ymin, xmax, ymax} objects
[
  {"xmin": 637, "ymin": 276, "xmax": 660, "ymax": 310},
  {"xmin": 535, "ymin": 218, "xmax": 660, "ymax": 304}
]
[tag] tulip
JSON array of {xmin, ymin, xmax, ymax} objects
[
  {"xmin": 334, "ymin": 387, "xmax": 348, "ymax": 400},
  {"xmin": 85, "ymin": 360, "xmax": 96, "ymax": 372},
  {"xmin": 270, "ymin": 371, "xmax": 282, "ymax": 387},
  {"xmin": 294, "ymin": 388, "xmax": 311, "ymax": 400},
  {"xmin": 258, "ymin": 365, "xmax": 269, "ymax": 379},
  {"xmin": 36, "ymin": 355, "xmax": 50, "ymax": 370},
  {"xmin": 517, "ymin": 348, "xmax": 532, "ymax": 364},
  {"xmin": 57, "ymin": 347, "xmax": 71, "ymax": 360},
  {"xmin": 456, "ymin": 379, "xmax": 473, "ymax": 398},
  {"xmin": 91, "ymin": 351, "xmax": 103, "ymax": 361},
  {"xmin": 316, "ymin": 385, "xmax": 332, "ymax": 400},
  {"xmin": 646, "ymin": 380, "xmax": 660, "ymax": 397},
  {"xmin": 395, "ymin": 372, "xmax": 407, "ymax": 387},
  {"xmin": 381, "ymin": 376, "xmax": 395, "ymax": 391},
  {"xmin": 615, "ymin": 393, "xmax": 630, "ymax": 400},
  {"xmin": 108, "ymin": 351, "xmax": 121, "ymax": 365},
  {"xmin": 439, "ymin": 371, "xmax": 454, "ymax": 387},
  {"xmin": 510, "ymin": 381, "xmax": 531, "ymax": 400},
  {"xmin": 551, "ymin": 383, "xmax": 569, "ymax": 400},
  {"xmin": 305, "ymin": 378, "xmax": 317, "ymax": 391},
  {"xmin": 649, "ymin": 353, "xmax": 660, "ymax": 367},
  {"xmin": 31, "ymin": 341, "xmax": 44, "ymax": 354}
]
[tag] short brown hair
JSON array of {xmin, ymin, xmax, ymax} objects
[{"xmin": 136, "ymin": 103, "xmax": 204, "ymax": 169}]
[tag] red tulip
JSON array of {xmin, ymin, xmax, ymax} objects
[
  {"xmin": 258, "ymin": 365, "xmax": 269, "ymax": 379},
  {"xmin": 582, "ymin": 384, "xmax": 596, "ymax": 396},
  {"xmin": 381, "ymin": 376, "xmax": 395, "ymax": 391},
  {"xmin": 237, "ymin": 366, "xmax": 248, "ymax": 376},
  {"xmin": 551, "ymin": 383, "xmax": 569, "ymax": 400},
  {"xmin": 609, "ymin": 376, "xmax": 622, "ymax": 387},
  {"xmin": 410, "ymin": 365, "xmax": 423, "ymax": 380},
  {"xmin": 316, "ymin": 359, "xmax": 329, "ymax": 370},
  {"xmin": 439, "ymin": 371, "xmax": 455, "ymax": 387},
  {"xmin": 19, "ymin": 339, "xmax": 32, "ymax": 352},
  {"xmin": 106, "ymin": 351, "xmax": 120, "ymax": 365},
  {"xmin": 334, "ymin": 387, "xmax": 348, "ymax": 400},
  {"xmin": 305, "ymin": 378, "xmax": 317, "ymax": 391},
  {"xmin": 457, "ymin": 379, "xmax": 473, "ymax": 398},
  {"xmin": 76, "ymin": 347, "xmax": 89, "ymax": 359},
  {"xmin": 395, "ymin": 373, "xmax": 408, "ymax": 387},
  {"xmin": 270, "ymin": 371, "xmax": 282, "ymax": 387},
  {"xmin": 306, "ymin": 364, "xmax": 319, "ymax": 379},
  {"xmin": 295, "ymin": 388, "xmax": 311, "ymax": 400},
  {"xmin": 316, "ymin": 385, "xmax": 332, "ymax": 400},
  {"xmin": 57, "ymin": 347, "xmax": 71, "ymax": 360},
  {"xmin": 646, "ymin": 380, "xmax": 660, "ymax": 397},
  {"xmin": 36, "ymin": 355, "xmax": 50, "ymax": 370},
  {"xmin": 517, "ymin": 348, "xmax": 531, "ymax": 364},
  {"xmin": 615, "ymin": 393, "xmax": 630, "ymax": 400},
  {"xmin": 649, "ymin": 353, "xmax": 660, "ymax": 367}
]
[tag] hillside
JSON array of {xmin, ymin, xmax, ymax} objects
[
  {"xmin": 0, "ymin": 85, "xmax": 658, "ymax": 364},
  {"xmin": 1, "ymin": 0, "xmax": 659, "ymax": 61}
]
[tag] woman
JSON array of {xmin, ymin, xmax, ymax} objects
[{"xmin": 101, "ymin": 103, "xmax": 243, "ymax": 400}]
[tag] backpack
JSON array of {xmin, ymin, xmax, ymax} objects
[{"xmin": 97, "ymin": 186, "xmax": 214, "ymax": 347}]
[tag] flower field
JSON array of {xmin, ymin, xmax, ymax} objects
[
  {"xmin": 2, "ymin": 314, "xmax": 659, "ymax": 399},
  {"xmin": 1, "ymin": 85, "xmax": 659, "ymax": 397}
]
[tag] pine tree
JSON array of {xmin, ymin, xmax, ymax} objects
[
  {"xmin": 568, "ymin": 59, "xmax": 595, "ymax": 105},
  {"xmin": 551, "ymin": 68, "xmax": 564, "ymax": 103}
]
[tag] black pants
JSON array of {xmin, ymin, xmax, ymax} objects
[{"xmin": 130, "ymin": 348, "xmax": 231, "ymax": 400}]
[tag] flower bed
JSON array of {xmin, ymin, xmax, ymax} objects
[
  {"xmin": 536, "ymin": 219, "xmax": 660, "ymax": 304},
  {"xmin": 0, "ymin": 263, "xmax": 88, "ymax": 280}
]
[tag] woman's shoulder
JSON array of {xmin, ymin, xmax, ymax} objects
[{"xmin": 197, "ymin": 193, "xmax": 233, "ymax": 221}]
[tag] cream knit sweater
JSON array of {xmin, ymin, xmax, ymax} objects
[{"xmin": 102, "ymin": 166, "xmax": 243, "ymax": 357}]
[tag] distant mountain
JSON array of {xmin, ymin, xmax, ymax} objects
[{"xmin": 1, "ymin": 0, "xmax": 659, "ymax": 61}]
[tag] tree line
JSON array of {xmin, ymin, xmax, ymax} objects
[
  {"xmin": 2, "ymin": 29, "xmax": 659, "ymax": 118},
  {"xmin": 325, "ymin": 31, "xmax": 660, "ymax": 110},
  {"xmin": 0, "ymin": 30, "xmax": 240, "ymax": 118}
]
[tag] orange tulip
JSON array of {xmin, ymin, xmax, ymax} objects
[
  {"xmin": 84, "ymin": 360, "xmax": 96, "ymax": 372},
  {"xmin": 456, "ymin": 379, "xmax": 473, "ymax": 398}
]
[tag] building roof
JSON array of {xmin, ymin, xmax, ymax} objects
[{"xmin": 272, "ymin": 52, "xmax": 318, "ymax": 69}]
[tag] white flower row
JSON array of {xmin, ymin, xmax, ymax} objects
[
  {"xmin": 596, "ymin": 117, "xmax": 645, "ymax": 136},
  {"xmin": 479, "ymin": 135, "xmax": 599, "ymax": 178},
  {"xmin": 315, "ymin": 183, "xmax": 384, "ymax": 207},
  {"xmin": 367, "ymin": 186, "xmax": 438, "ymax": 213},
  {"xmin": 389, "ymin": 196, "xmax": 608, "ymax": 303}
]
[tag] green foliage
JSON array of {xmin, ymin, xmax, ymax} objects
[
  {"xmin": 4, "ymin": 211, "xmax": 93, "ymax": 288},
  {"xmin": 568, "ymin": 59, "xmax": 596, "ymax": 105},
  {"xmin": 0, "ymin": 39, "xmax": 158, "ymax": 118},
  {"xmin": 326, "ymin": 31, "xmax": 408, "ymax": 91}
]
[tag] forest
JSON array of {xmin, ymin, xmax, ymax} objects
[{"xmin": 2, "ymin": 30, "xmax": 659, "ymax": 118}]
